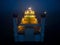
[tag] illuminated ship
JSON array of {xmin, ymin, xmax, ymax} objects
[
  {"xmin": 18, "ymin": 7, "xmax": 40, "ymax": 33},
  {"xmin": 13, "ymin": 7, "xmax": 46, "ymax": 42}
]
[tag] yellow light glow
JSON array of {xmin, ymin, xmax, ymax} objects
[
  {"xmin": 21, "ymin": 18, "xmax": 29, "ymax": 24},
  {"xmin": 25, "ymin": 7, "xmax": 35, "ymax": 15},
  {"xmin": 18, "ymin": 26, "xmax": 24, "ymax": 31},
  {"xmin": 25, "ymin": 11, "xmax": 29, "ymax": 14},
  {"xmin": 24, "ymin": 15, "xmax": 35, "ymax": 17},
  {"xmin": 18, "ymin": 7, "xmax": 39, "ymax": 31},
  {"xmin": 31, "ymin": 11, "xmax": 35, "ymax": 14}
]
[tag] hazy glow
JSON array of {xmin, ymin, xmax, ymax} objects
[
  {"xmin": 18, "ymin": 7, "xmax": 38, "ymax": 31},
  {"xmin": 25, "ymin": 7, "xmax": 35, "ymax": 14},
  {"xmin": 28, "ymin": 7, "xmax": 32, "ymax": 10},
  {"xmin": 44, "ymin": 11, "xmax": 47, "ymax": 14},
  {"xmin": 24, "ymin": 15, "xmax": 36, "ymax": 17}
]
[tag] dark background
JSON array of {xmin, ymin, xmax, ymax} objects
[{"xmin": 0, "ymin": 0, "xmax": 60, "ymax": 45}]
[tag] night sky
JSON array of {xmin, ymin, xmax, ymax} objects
[{"xmin": 1, "ymin": 0, "xmax": 60, "ymax": 44}]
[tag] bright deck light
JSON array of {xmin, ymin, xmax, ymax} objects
[
  {"xmin": 44, "ymin": 11, "xmax": 47, "ymax": 14},
  {"xmin": 28, "ymin": 7, "xmax": 32, "ymax": 10}
]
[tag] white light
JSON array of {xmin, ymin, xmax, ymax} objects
[
  {"xmin": 28, "ymin": 7, "xmax": 32, "ymax": 10},
  {"xmin": 44, "ymin": 11, "xmax": 47, "ymax": 14}
]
